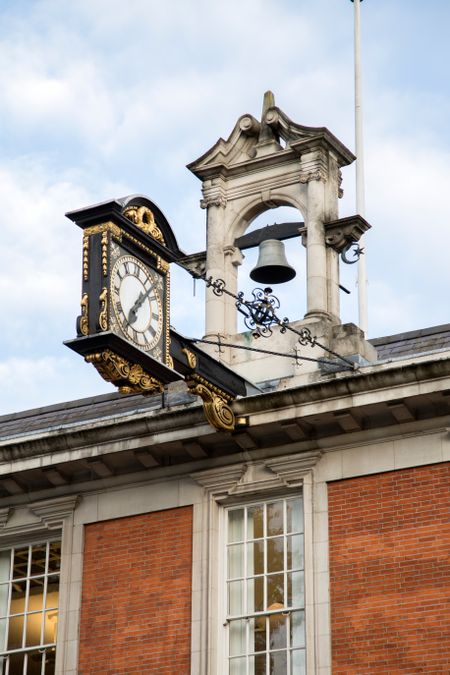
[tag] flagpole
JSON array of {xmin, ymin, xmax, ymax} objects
[{"xmin": 351, "ymin": 0, "xmax": 368, "ymax": 335}]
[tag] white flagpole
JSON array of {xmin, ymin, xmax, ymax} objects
[{"xmin": 352, "ymin": 0, "xmax": 368, "ymax": 335}]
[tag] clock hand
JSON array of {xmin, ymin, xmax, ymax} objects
[{"xmin": 128, "ymin": 287, "xmax": 155, "ymax": 324}]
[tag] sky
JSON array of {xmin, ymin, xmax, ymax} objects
[{"xmin": 0, "ymin": 0, "xmax": 449, "ymax": 414}]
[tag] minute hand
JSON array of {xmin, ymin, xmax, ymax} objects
[{"xmin": 128, "ymin": 286, "xmax": 154, "ymax": 324}]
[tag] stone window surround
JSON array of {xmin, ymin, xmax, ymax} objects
[
  {"xmin": 190, "ymin": 451, "xmax": 321, "ymax": 675},
  {"xmin": 0, "ymin": 496, "xmax": 80, "ymax": 675}
]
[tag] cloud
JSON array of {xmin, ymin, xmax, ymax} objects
[{"xmin": 0, "ymin": 355, "xmax": 112, "ymax": 416}]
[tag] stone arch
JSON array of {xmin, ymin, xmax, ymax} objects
[{"xmin": 228, "ymin": 192, "xmax": 308, "ymax": 244}]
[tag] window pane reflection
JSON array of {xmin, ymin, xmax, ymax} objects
[
  {"xmin": 228, "ymin": 510, "xmax": 244, "ymax": 543},
  {"xmin": 247, "ymin": 505, "xmax": 264, "ymax": 539},
  {"xmin": 0, "ymin": 541, "xmax": 60, "ymax": 674},
  {"xmin": 267, "ymin": 574, "xmax": 284, "ymax": 608},
  {"xmin": 286, "ymin": 499, "xmax": 303, "ymax": 534},
  {"xmin": 267, "ymin": 502, "xmax": 283, "ymax": 536},
  {"xmin": 269, "ymin": 650, "xmax": 287, "ymax": 674},
  {"xmin": 247, "ymin": 541, "xmax": 264, "ymax": 576},
  {"xmin": 228, "ymin": 544, "xmax": 244, "ymax": 579},
  {"xmin": 269, "ymin": 613, "xmax": 287, "ymax": 650},
  {"xmin": 229, "ymin": 619, "xmax": 246, "ymax": 657},
  {"xmin": 227, "ymin": 499, "xmax": 304, "ymax": 675},
  {"xmin": 267, "ymin": 538, "xmax": 283, "ymax": 573}
]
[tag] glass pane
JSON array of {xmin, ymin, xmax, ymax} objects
[
  {"xmin": 0, "ymin": 551, "xmax": 10, "ymax": 584},
  {"xmin": 269, "ymin": 650, "xmax": 286, "ymax": 674},
  {"xmin": 27, "ymin": 650, "xmax": 43, "ymax": 675},
  {"xmin": 250, "ymin": 616, "xmax": 266, "ymax": 653},
  {"xmin": 7, "ymin": 614, "xmax": 24, "ymax": 649},
  {"xmin": 229, "ymin": 619, "xmax": 246, "ymax": 657},
  {"xmin": 247, "ymin": 576, "xmax": 264, "ymax": 613},
  {"xmin": 229, "ymin": 656, "xmax": 246, "ymax": 675},
  {"xmin": 0, "ymin": 618, "xmax": 6, "ymax": 652},
  {"xmin": 291, "ymin": 611, "xmax": 305, "ymax": 649},
  {"xmin": 269, "ymin": 613, "xmax": 287, "ymax": 651},
  {"xmin": 7, "ymin": 651, "xmax": 24, "ymax": 675},
  {"xmin": 0, "ymin": 585, "xmax": 8, "ymax": 620},
  {"xmin": 44, "ymin": 648, "xmax": 56, "ymax": 675},
  {"xmin": 267, "ymin": 502, "xmax": 283, "ymax": 537},
  {"xmin": 247, "ymin": 505, "xmax": 264, "ymax": 539},
  {"xmin": 290, "ymin": 648, "xmax": 306, "ymax": 674},
  {"xmin": 13, "ymin": 548, "xmax": 28, "ymax": 580},
  {"xmin": 286, "ymin": 499, "xmax": 303, "ymax": 534},
  {"xmin": 267, "ymin": 538, "xmax": 284, "ymax": 573},
  {"xmin": 10, "ymin": 580, "xmax": 27, "ymax": 615},
  {"xmin": 228, "ymin": 544, "xmax": 244, "ymax": 579},
  {"xmin": 44, "ymin": 611, "xmax": 58, "ymax": 644},
  {"xmin": 48, "ymin": 543, "xmax": 61, "ymax": 574},
  {"xmin": 30, "ymin": 545, "xmax": 47, "ymax": 577},
  {"xmin": 267, "ymin": 574, "xmax": 284, "ymax": 609},
  {"xmin": 254, "ymin": 652, "xmax": 266, "ymax": 675},
  {"xmin": 28, "ymin": 578, "xmax": 44, "ymax": 613},
  {"xmin": 26, "ymin": 612, "xmax": 42, "ymax": 647},
  {"xmin": 228, "ymin": 580, "xmax": 244, "ymax": 616},
  {"xmin": 247, "ymin": 541, "xmax": 264, "ymax": 576},
  {"xmin": 287, "ymin": 535, "xmax": 304, "ymax": 571},
  {"xmin": 46, "ymin": 576, "xmax": 59, "ymax": 610},
  {"xmin": 287, "ymin": 571, "xmax": 304, "ymax": 608},
  {"xmin": 228, "ymin": 510, "xmax": 244, "ymax": 543}
]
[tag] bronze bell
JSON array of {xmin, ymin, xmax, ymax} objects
[{"xmin": 250, "ymin": 239, "xmax": 296, "ymax": 284}]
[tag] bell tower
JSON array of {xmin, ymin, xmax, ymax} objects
[{"xmin": 187, "ymin": 93, "xmax": 376, "ymax": 384}]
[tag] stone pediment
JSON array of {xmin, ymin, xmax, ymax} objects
[{"xmin": 187, "ymin": 92, "xmax": 355, "ymax": 180}]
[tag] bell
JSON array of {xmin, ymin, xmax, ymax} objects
[{"xmin": 250, "ymin": 239, "xmax": 296, "ymax": 284}]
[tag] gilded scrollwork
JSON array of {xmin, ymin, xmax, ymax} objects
[
  {"xmin": 84, "ymin": 222, "xmax": 122, "ymax": 239},
  {"xmin": 82, "ymin": 234, "xmax": 89, "ymax": 281},
  {"xmin": 79, "ymin": 294, "xmax": 89, "ymax": 336},
  {"xmin": 181, "ymin": 348, "xmax": 197, "ymax": 369},
  {"xmin": 101, "ymin": 231, "xmax": 108, "ymax": 276},
  {"xmin": 98, "ymin": 287, "xmax": 108, "ymax": 331},
  {"xmin": 185, "ymin": 374, "xmax": 235, "ymax": 431},
  {"xmin": 85, "ymin": 350, "xmax": 164, "ymax": 395},
  {"xmin": 157, "ymin": 256, "xmax": 170, "ymax": 274},
  {"xmin": 123, "ymin": 206, "xmax": 165, "ymax": 244}
]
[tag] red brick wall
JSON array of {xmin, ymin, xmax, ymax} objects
[
  {"xmin": 328, "ymin": 462, "xmax": 450, "ymax": 674},
  {"xmin": 78, "ymin": 506, "xmax": 193, "ymax": 674}
]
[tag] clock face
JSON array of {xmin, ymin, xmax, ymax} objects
[{"xmin": 110, "ymin": 255, "xmax": 163, "ymax": 351}]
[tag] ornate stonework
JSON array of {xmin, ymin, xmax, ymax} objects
[
  {"xmin": 85, "ymin": 350, "xmax": 164, "ymax": 395},
  {"xmin": 123, "ymin": 205, "xmax": 165, "ymax": 244},
  {"xmin": 185, "ymin": 374, "xmax": 235, "ymax": 431}
]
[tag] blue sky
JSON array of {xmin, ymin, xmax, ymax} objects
[{"xmin": 0, "ymin": 0, "xmax": 449, "ymax": 413}]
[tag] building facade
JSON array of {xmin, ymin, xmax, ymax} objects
[{"xmin": 0, "ymin": 97, "xmax": 448, "ymax": 674}]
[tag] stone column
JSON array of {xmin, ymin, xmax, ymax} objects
[
  {"xmin": 204, "ymin": 201, "xmax": 226, "ymax": 339},
  {"xmin": 223, "ymin": 245, "xmax": 243, "ymax": 336},
  {"xmin": 304, "ymin": 175, "xmax": 329, "ymax": 319}
]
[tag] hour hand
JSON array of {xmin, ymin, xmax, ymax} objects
[{"xmin": 128, "ymin": 292, "xmax": 144, "ymax": 324}]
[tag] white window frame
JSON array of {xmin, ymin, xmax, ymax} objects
[
  {"xmin": 190, "ymin": 453, "xmax": 319, "ymax": 675},
  {"xmin": 0, "ymin": 537, "xmax": 61, "ymax": 674},
  {"xmin": 0, "ymin": 496, "xmax": 80, "ymax": 675},
  {"xmin": 224, "ymin": 496, "xmax": 306, "ymax": 675}
]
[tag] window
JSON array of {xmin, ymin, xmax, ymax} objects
[
  {"xmin": 226, "ymin": 497, "xmax": 305, "ymax": 675},
  {"xmin": 0, "ymin": 540, "xmax": 61, "ymax": 675}
]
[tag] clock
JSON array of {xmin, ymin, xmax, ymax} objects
[
  {"xmin": 64, "ymin": 196, "xmax": 182, "ymax": 394},
  {"xmin": 110, "ymin": 254, "xmax": 163, "ymax": 353}
]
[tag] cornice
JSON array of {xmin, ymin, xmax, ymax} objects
[{"xmin": 191, "ymin": 451, "xmax": 322, "ymax": 501}]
